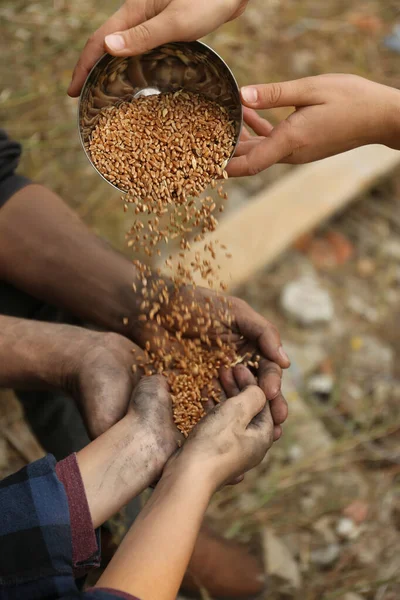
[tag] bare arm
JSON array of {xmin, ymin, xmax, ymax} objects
[
  {"xmin": 0, "ymin": 184, "xmax": 140, "ymax": 336},
  {"xmin": 0, "ymin": 314, "xmax": 180, "ymax": 527},
  {"xmin": 96, "ymin": 366, "xmax": 273, "ymax": 600},
  {"xmin": 97, "ymin": 462, "xmax": 212, "ymax": 599},
  {"xmin": 228, "ymin": 74, "xmax": 400, "ymax": 178}
]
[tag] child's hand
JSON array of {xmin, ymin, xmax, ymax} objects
[
  {"xmin": 177, "ymin": 365, "xmax": 274, "ymax": 490},
  {"xmin": 228, "ymin": 74, "xmax": 400, "ymax": 178}
]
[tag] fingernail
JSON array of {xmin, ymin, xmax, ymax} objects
[
  {"xmin": 241, "ymin": 86, "xmax": 258, "ymax": 104},
  {"xmin": 105, "ymin": 34, "xmax": 126, "ymax": 51},
  {"xmin": 278, "ymin": 346, "xmax": 290, "ymax": 364}
]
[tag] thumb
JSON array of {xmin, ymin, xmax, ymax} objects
[
  {"xmin": 227, "ymin": 120, "xmax": 297, "ymax": 177},
  {"xmin": 240, "ymin": 78, "xmax": 322, "ymax": 109},
  {"xmin": 225, "ymin": 384, "xmax": 266, "ymax": 425},
  {"xmin": 105, "ymin": 12, "xmax": 180, "ymax": 57},
  {"xmin": 132, "ymin": 374, "xmax": 170, "ymax": 408}
]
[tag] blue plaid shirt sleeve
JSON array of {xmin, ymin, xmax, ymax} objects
[{"xmin": 0, "ymin": 455, "xmax": 139, "ymax": 600}]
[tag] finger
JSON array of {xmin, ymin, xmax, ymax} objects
[
  {"xmin": 240, "ymin": 78, "xmax": 323, "ymax": 110},
  {"xmin": 105, "ymin": 8, "xmax": 181, "ymax": 58},
  {"xmin": 225, "ymin": 384, "xmax": 266, "ymax": 425},
  {"xmin": 232, "ymin": 299, "xmax": 290, "ymax": 368},
  {"xmin": 233, "ymin": 364, "xmax": 257, "ymax": 390},
  {"xmin": 134, "ymin": 373, "xmax": 170, "ymax": 400},
  {"xmin": 243, "ymin": 106, "xmax": 274, "ymax": 136},
  {"xmin": 239, "ymin": 125, "xmax": 253, "ymax": 142},
  {"xmin": 257, "ymin": 359, "xmax": 282, "ymax": 401},
  {"xmin": 227, "ymin": 474, "xmax": 245, "ymax": 485},
  {"xmin": 219, "ymin": 366, "xmax": 240, "ymax": 398},
  {"xmin": 270, "ymin": 392, "xmax": 288, "ymax": 427},
  {"xmin": 234, "ymin": 139, "xmax": 264, "ymax": 158},
  {"xmin": 68, "ymin": 4, "xmax": 132, "ymax": 97},
  {"xmin": 226, "ymin": 122, "xmax": 297, "ymax": 177},
  {"xmin": 250, "ymin": 399, "xmax": 274, "ymax": 440},
  {"xmin": 257, "ymin": 359, "xmax": 289, "ymax": 426},
  {"xmin": 273, "ymin": 425, "xmax": 282, "ymax": 441}
]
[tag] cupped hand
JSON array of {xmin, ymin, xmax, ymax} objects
[
  {"xmin": 67, "ymin": 331, "xmax": 146, "ymax": 439},
  {"xmin": 68, "ymin": 0, "xmax": 249, "ymax": 97},
  {"xmin": 228, "ymin": 74, "xmax": 400, "ymax": 178},
  {"xmin": 127, "ymin": 374, "xmax": 183, "ymax": 474},
  {"xmin": 130, "ymin": 282, "xmax": 289, "ymax": 440},
  {"xmin": 174, "ymin": 286, "xmax": 289, "ymax": 438},
  {"xmin": 179, "ymin": 365, "xmax": 273, "ymax": 490}
]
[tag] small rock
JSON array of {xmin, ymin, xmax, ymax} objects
[
  {"xmin": 291, "ymin": 49, "xmax": 316, "ymax": 76},
  {"xmin": 357, "ymin": 257, "xmax": 376, "ymax": 277},
  {"xmin": 281, "ymin": 277, "xmax": 334, "ymax": 326},
  {"xmin": 336, "ymin": 517, "xmax": 359, "ymax": 540},
  {"xmin": 287, "ymin": 444, "xmax": 304, "ymax": 463},
  {"xmin": 343, "ymin": 500, "xmax": 369, "ymax": 525},
  {"xmin": 263, "ymin": 529, "xmax": 302, "ymax": 589},
  {"xmin": 384, "ymin": 24, "xmax": 400, "ymax": 54},
  {"xmin": 313, "ymin": 516, "xmax": 337, "ymax": 544},
  {"xmin": 310, "ymin": 543, "xmax": 340, "ymax": 567},
  {"xmin": 308, "ymin": 374, "xmax": 334, "ymax": 397},
  {"xmin": 382, "ymin": 238, "xmax": 400, "ymax": 261},
  {"xmin": 343, "ymin": 593, "xmax": 365, "ymax": 600},
  {"xmin": 347, "ymin": 295, "xmax": 379, "ymax": 323}
]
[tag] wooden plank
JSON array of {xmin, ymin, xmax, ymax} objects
[{"xmin": 163, "ymin": 145, "xmax": 400, "ymax": 290}]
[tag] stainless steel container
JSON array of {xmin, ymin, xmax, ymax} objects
[{"xmin": 78, "ymin": 41, "xmax": 242, "ymax": 193}]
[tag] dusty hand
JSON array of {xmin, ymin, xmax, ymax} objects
[
  {"xmin": 68, "ymin": 0, "xmax": 249, "ymax": 97},
  {"xmin": 228, "ymin": 74, "xmax": 400, "ymax": 177},
  {"xmin": 126, "ymin": 374, "xmax": 182, "ymax": 474},
  {"xmin": 177, "ymin": 365, "xmax": 273, "ymax": 490},
  {"xmin": 67, "ymin": 331, "xmax": 148, "ymax": 439}
]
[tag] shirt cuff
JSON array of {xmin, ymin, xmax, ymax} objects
[{"xmin": 56, "ymin": 453, "xmax": 100, "ymax": 578}]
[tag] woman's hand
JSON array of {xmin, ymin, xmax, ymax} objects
[
  {"xmin": 68, "ymin": 0, "xmax": 250, "ymax": 97},
  {"xmin": 174, "ymin": 365, "xmax": 274, "ymax": 491},
  {"xmin": 228, "ymin": 74, "xmax": 400, "ymax": 178}
]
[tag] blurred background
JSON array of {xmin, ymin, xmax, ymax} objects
[{"xmin": 1, "ymin": 1, "xmax": 400, "ymax": 598}]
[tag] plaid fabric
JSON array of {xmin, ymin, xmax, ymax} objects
[{"xmin": 0, "ymin": 455, "xmax": 138, "ymax": 600}]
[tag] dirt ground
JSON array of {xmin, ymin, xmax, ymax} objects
[{"xmin": 1, "ymin": 1, "xmax": 400, "ymax": 598}]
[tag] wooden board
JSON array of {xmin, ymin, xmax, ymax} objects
[{"xmin": 163, "ymin": 145, "xmax": 400, "ymax": 290}]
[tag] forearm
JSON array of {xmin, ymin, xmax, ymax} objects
[
  {"xmin": 76, "ymin": 413, "xmax": 169, "ymax": 529},
  {"xmin": 0, "ymin": 315, "xmax": 77, "ymax": 389},
  {"xmin": 97, "ymin": 459, "xmax": 213, "ymax": 600},
  {"xmin": 0, "ymin": 184, "xmax": 139, "ymax": 335},
  {"xmin": 383, "ymin": 85, "xmax": 400, "ymax": 151}
]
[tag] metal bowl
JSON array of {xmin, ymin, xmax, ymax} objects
[{"xmin": 78, "ymin": 41, "xmax": 242, "ymax": 193}]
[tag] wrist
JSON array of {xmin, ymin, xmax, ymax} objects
[
  {"xmin": 0, "ymin": 316, "xmax": 88, "ymax": 391},
  {"xmin": 162, "ymin": 452, "xmax": 217, "ymax": 500},
  {"xmin": 385, "ymin": 87, "xmax": 400, "ymax": 151}
]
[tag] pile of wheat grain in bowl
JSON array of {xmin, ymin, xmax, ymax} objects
[
  {"xmin": 88, "ymin": 90, "xmax": 235, "ymax": 201},
  {"xmin": 88, "ymin": 89, "xmax": 247, "ymax": 436}
]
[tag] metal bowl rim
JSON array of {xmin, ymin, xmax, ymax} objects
[{"xmin": 78, "ymin": 40, "xmax": 243, "ymax": 194}]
